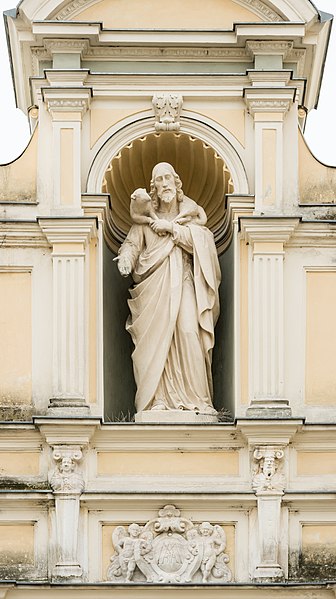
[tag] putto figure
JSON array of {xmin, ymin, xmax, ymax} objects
[
  {"xmin": 116, "ymin": 162, "xmax": 221, "ymax": 416},
  {"xmin": 107, "ymin": 505, "xmax": 232, "ymax": 584}
]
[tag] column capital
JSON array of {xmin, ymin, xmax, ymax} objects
[
  {"xmin": 239, "ymin": 217, "xmax": 300, "ymax": 245},
  {"xmin": 243, "ymin": 87, "xmax": 296, "ymax": 118},
  {"xmin": 42, "ymin": 87, "xmax": 92, "ymax": 119},
  {"xmin": 246, "ymin": 40, "xmax": 294, "ymax": 60},
  {"xmin": 38, "ymin": 217, "xmax": 97, "ymax": 247}
]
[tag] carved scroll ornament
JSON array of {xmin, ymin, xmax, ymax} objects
[{"xmin": 107, "ymin": 504, "xmax": 232, "ymax": 583}]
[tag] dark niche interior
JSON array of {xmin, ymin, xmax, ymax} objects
[{"xmin": 102, "ymin": 131, "xmax": 235, "ymax": 422}]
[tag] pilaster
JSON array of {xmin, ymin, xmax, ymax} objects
[
  {"xmin": 42, "ymin": 87, "xmax": 91, "ymax": 215},
  {"xmin": 39, "ymin": 218, "xmax": 97, "ymax": 414},
  {"xmin": 240, "ymin": 218, "xmax": 299, "ymax": 417},
  {"xmin": 251, "ymin": 446, "xmax": 285, "ymax": 582},
  {"xmin": 244, "ymin": 87, "xmax": 296, "ymax": 214},
  {"xmin": 37, "ymin": 419, "xmax": 99, "ymax": 581}
]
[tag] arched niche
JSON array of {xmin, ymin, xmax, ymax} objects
[{"xmin": 90, "ymin": 120, "xmax": 248, "ymax": 421}]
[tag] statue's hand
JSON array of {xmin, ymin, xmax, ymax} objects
[
  {"xmin": 150, "ymin": 219, "xmax": 173, "ymax": 236},
  {"xmin": 114, "ymin": 255, "xmax": 132, "ymax": 277}
]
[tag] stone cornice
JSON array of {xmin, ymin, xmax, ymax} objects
[
  {"xmin": 0, "ymin": 221, "xmax": 49, "ymax": 248},
  {"xmin": 35, "ymin": 418, "xmax": 100, "ymax": 446},
  {"xmin": 243, "ymin": 86, "xmax": 296, "ymax": 115},
  {"xmin": 237, "ymin": 419, "xmax": 303, "ymax": 446},
  {"xmin": 246, "ymin": 40, "xmax": 293, "ymax": 58},
  {"xmin": 239, "ymin": 217, "xmax": 300, "ymax": 244},
  {"xmin": 42, "ymin": 87, "xmax": 92, "ymax": 116},
  {"xmin": 38, "ymin": 217, "xmax": 97, "ymax": 245}
]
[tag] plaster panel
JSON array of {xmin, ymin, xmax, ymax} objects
[
  {"xmin": 97, "ymin": 451, "xmax": 239, "ymax": 476},
  {"xmin": 0, "ymin": 272, "xmax": 32, "ymax": 404},
  {"xmin": 302, "ymin": 524, "xmax": 336, "ymax": 547},
  {"xmin": 305, "ymin": 271, "xmax": 336, "ymax": 405},
  {"xmin": 60, "ymin": 128, "xmax": 74, "ymax": 205},
  {"xmin": 0, "ymin": 523, "xmax": 35, "ymax": 567},
  {"xmin": 262, "ymin": 129, "xmax": 276, "ymax": 206},
  {"xmin": 73, "ymin": 0, "xmax": 261, "ymax": 29},
  {"xmin": 0, "ymin": 452, "xmax": 40, "ymax": 476},
  {"xmin": 297, "ymin": 452, "xmax": 336, "ymax": 476}
]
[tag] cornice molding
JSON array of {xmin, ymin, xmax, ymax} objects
[
  {"xmin": 243, "ymin": 87, "xmax": 296, "ymax": 115},
  {"xmin": 0, "ymin": 222, "xmax": 49, "ymax": 248},
  {"xmin": 42, "ymin": 87, "xmax": 92, "ymax": 116},
  {"xmin": 38, "ymin": 217, "xmax": 97, "ymax": 245},
  {"xmin": 239, "ymin": 217, "xmax": 300, "ymax": 243},
  {"xmin": 246, "ymin": 40, "xmax": 293, "ymax": 58}
]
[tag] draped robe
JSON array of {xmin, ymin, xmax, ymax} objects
[{"xmin": 119, "ymin": 214, "xmax": 221, "ymax": 413}]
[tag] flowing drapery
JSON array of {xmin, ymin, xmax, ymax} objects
[{"xmin": 119, "ymin": 221, "xmax": 221, "ymax": 412}]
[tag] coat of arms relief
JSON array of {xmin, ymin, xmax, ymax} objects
[{"xmin": 107, "ymin": 505, "xmax": 232, "ymax": 584}]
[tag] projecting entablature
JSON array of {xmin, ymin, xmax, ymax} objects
[{"xmin": 4, "ymin": 0, "xmax": 332, "ymax": 115}]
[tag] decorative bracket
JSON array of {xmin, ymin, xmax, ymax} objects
[{"xmin": 152, "ymin": 93, "xmax": 183, "ymax": 131}]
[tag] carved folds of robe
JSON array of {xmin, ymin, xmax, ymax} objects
[{"xmin": 119, "ymin": 219, "xmax": 221, "ymax": 413}]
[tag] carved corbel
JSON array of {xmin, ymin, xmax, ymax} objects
[
  {"xmin": 152, "ymin": 93, "xmax": 183, "ymax": 131},
  {"xmin": 49, "ymin": 446, "xmax": 85, "ymax": 579},
  {"xmin": 252, "ymin": 446, "xmax": 285, "ymax": 493}
]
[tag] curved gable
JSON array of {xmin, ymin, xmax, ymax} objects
[
  {"xmin": 52, "ymin": 0, "xmax": 264, "ymax": 28},
  {"xmin": 18, "ymin": 0, "xmax": 319, "ymax": 25}
]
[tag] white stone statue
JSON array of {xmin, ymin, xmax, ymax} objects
[{"xmin": 115, "ymin": 162, "xmax": 221, "ymax": 416}]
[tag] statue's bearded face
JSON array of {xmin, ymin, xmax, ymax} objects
[{"xmin": 154, "ymin": 169, "xmax": 176, "ymax": 204}]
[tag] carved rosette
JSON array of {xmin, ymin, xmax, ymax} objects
[
  {"xmin": 107, "ymin": 505, "xmax": 232, "ymax": 584},
  {"xmin": 49, "ymin": 446, "xmax": 84, "ymax": 494},
  {"xmin": 252, "ymin": 446, "xmax": 285, "ymax": 494},
  {"xmin": 152, "ymin": 93, "xmax": 183, "ymax": 131}
]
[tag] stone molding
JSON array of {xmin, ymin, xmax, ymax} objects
[
  {"xmin": 42, "ymin": 88, "xmax": 92, "ymax": 117},
  {"xmin": 107, "ymin": 504, "xmax": 232, "ymax": 584},
  {"xmin": 246, "ymin": 40, "xmax": 293, "ymax": 58}
]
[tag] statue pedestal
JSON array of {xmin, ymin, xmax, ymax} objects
[{"xmin": 135, "ymin": 410, "xmax": 218, "ymax": 423}]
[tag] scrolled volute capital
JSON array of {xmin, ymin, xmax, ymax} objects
[{"xmin": 49, "ymin": 445, "xmax": 84, "ymax": 494}]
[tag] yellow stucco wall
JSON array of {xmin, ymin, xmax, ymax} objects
[
  {"xmin": 298, "ymin": 130, "xmax": 336, "ymax": 204},
  {"xmin": 0, "ymin": 524, "xmax": 35, "ymax": 567},
  {"xmin": 302, "ymin": 524, "xmax": 336, "ymax": 553},
  {"xmin": 305, "ymin": 270, "xmax": 336, "ymax": 405},
  {"xmin": 97, "ymin": 451, "xmax": 239, "ymax": 476},
  {"xmin": 0, "ymin": 271, "xmax": 32, "ymax": 404},
  {"xmin": 74, "ymin": 0, "xmax": 261, "ymax": 29},
  {"xmin": 297, "ymin": 452, "xmax": 336, "ymax": 476},
  {"xmin": 0, "ymin": 128, "xmax": 37, "ymax": 203},
  {"xmin": 0, "ymin": 452, "xmax": 40, "ymax": 476}
]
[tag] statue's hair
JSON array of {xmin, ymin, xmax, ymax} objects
[{"xmin": 149, "ymin": 162, "xmax": 184, "ymax": 209}]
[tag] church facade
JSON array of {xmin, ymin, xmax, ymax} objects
[{"xmin": 0, "ymin": 0, "xmax": 336, "ymax": 596}]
